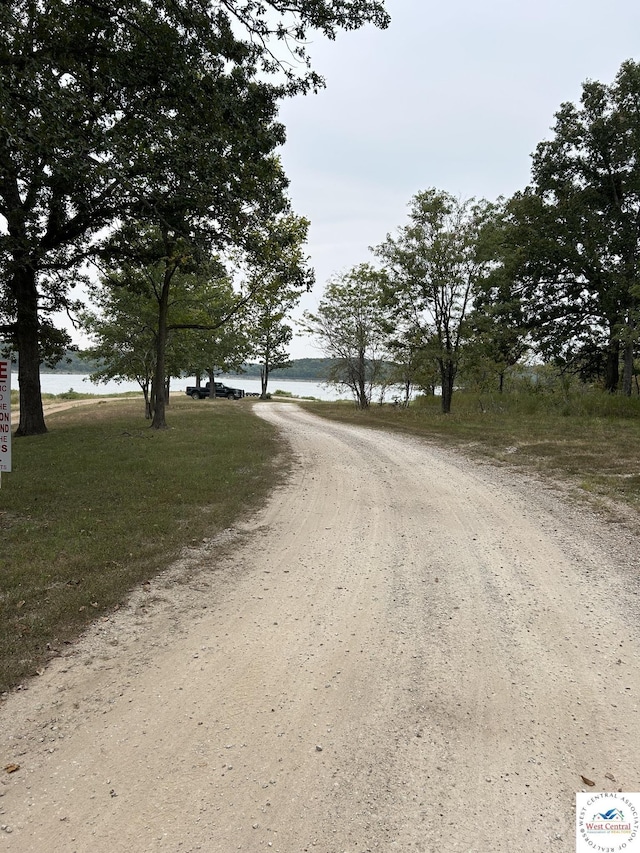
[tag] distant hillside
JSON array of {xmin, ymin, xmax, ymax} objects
[
  {"xmin": 40, "ymin": 351, "xmax": 334, "ymax": 381},
  {"xmin": 238, "ymin": 359, "xmax": 334, "ymax": 381},
  {"xmin": 41, "ymin": 350, "xmax": 97, "ymax": 374}
]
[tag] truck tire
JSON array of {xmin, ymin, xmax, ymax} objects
[
  {"xmin": 191, "ymin": 390, "xmax": 201, "ymax": 400},
  {"xmin": 227, "ymin": 392, "xmax": 235, "ymax": 399}
]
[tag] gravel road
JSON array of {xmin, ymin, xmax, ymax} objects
[{"xmin": 1, "ymin": 402, "xmax": 639, "ymax": 852}]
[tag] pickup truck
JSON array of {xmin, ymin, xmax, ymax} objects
[{"xmin": 185, "ymin": 381, "xmax": 244, "ymax": 400}]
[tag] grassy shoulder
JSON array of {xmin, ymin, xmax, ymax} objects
[
  {"xmin": 302, "ymin": 391, "xmax": 640, "ymax": 516},
  {"xmin": 0, "ymin": 396, "xmax": 286, "ymax": 693}
]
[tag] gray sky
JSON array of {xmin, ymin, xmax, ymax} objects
[{"xmin": 280, "ymin": 0, "xmax": 640, "ymax": 357}]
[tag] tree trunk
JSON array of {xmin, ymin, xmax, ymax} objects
[
  {"xmin": 207, "ymin": 369, "xmax": 216, "ymax": 399},
  {"xmin": 260, "ymin": 364, "xmax": 270, "ymax": 399},
  {"xmin": 142, "ymin": 383, "xmax": 152, "ymax": 419},
  {"xmin": 150, "ymin": 265, "xmax": 172, "ymax": 429},
  {"xmin": 604, "ymin": 334, "xmax": 620, "ymax": 393},
  {"xmin": 356, "ymin": 348, "xmax": 369, "ymax": 408},
  {"xmin": 439, "ymin": 358, "xmax": 456, "ymax": 414},
  {"xmin": 13, "ymin": 266, "xmax": 47, "ymax": 436},
  {"xmin": 622, "ymin": 317, "xmax": 635, "ymax": 397},
  {"xmin": 356, "ymin": 382, "xmax": 369, "ymax": 408}
]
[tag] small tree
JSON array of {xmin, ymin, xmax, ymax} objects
[
  {"xmin": 466, "ymin": 211, "xmax": 529, "ymax": 393},
  {"xmin": 303, "ymin": 265, "xmax": 390, "ymax": 408},
  {"xmin": 81, "ymin": 284, "xmax": 157, "ymax": 417},
  {"xmin": 385, "ymin": 330, "xmax": 439, "ymax": 405},
  {"xmin": 249, "ymin": 307, "xmax": 295, "ymax": 399},
  {"xmin": 84, "ymin": 245, "xmax": 240, "ymax": 418},
  {"xmin": 374, "ymin": 190, "xmax": 494, "ymax": 413},
  {"xmin": 181, "ymin": 312, "xmax": 251, "ymax": 399},
  {"xmin": 245, "ymin": 214, "xmax": 313, "ymax": 398}
]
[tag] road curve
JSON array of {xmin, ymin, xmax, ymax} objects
[{"xmin": 1, "ymin": 402, "xmax": 639, "ymax": 852}]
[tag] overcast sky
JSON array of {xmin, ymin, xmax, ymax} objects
[{"xmin": 279, "ymin": 0, "xmax": 640, "ymax": 357}]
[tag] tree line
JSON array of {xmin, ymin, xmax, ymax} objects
[
  {"xmin": 0, "ymin": 0, "xmax": 389, "ymax": 434},
  {"xmin": 3, "ymin": 5, "xmax": 639, "ymax": 425},
  {"xmin": 26, "ymin": 351, "xmax": 337, "ymax": 383},
  {"xmin": 305, "ymin": 60, "xmax": 640, "ymax": 411}
]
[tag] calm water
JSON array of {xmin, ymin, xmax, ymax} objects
[{"xmin": 30, "ymin": 373, "xmax": 349, "ymax": 402}]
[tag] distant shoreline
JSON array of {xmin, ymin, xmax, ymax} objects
[{"xmin": 10, "ymin": 354, "xmax": 335, "ymax": 383}]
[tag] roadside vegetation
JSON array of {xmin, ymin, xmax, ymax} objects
[
  {"xmin": 0, "ymin": 397, "xmax": 285, "ymax": 693},
  {"xmin": 304, "ymin": 389, "xmax": 640, "ymax": 515}
]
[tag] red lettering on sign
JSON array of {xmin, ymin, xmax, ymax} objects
[{"xmin": 0, "ymin": 363, "xmax": 8, "ymax": 381}]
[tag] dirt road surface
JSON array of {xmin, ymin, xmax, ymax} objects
[{"xmin": 1, "ymin": 403, "xmax": 639, "ymax": 852}]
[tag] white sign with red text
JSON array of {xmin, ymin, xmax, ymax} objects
[{"xmin": 0, "ymin": 360, "xmax": 11, "ymax": 472}]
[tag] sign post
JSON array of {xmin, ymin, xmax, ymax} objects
[{"xmin": 0, "ymin": 360, "xmax": 12, "ymax": 482}]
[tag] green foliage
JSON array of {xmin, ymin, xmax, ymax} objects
[
  {"xmin": 503, "ymin": 60, "xmax": 640, "ymax": 393},
  {"xmin": 81, "ymin": 270, "xmax": 159, "ymax": 411},
  {"xmin": 465, "ymin": 202, "xmax": 529, "ymax": 393},
  {"xmin": 1, "ymin": 0, "xmax": 390, "ymax": 435},
  {"xmin": 56, "ymin": 389, "xmax": 93, "ymax": 401},
  {"xmin": 87, "ymin": 213, "xmax": 315, "ymax": 422},
  {"xmin": 374, "ymin": 189, "xmax": 496, "ymax": 413}
]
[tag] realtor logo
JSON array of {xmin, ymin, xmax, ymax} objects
[{"xmin": 577, "ymin": 792, "xmax": 640, "ymax": 852}]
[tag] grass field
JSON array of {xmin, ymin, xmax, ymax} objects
[{"xmin": 0, "ymin": 396, "xmax": 285, "ymax": 693}]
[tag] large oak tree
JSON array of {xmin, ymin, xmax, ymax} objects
[{"xmin": 504, "ymin": 60, "xmax": 640, "ymax": 393}]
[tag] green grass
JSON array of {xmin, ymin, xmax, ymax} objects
[
  {"xmin": 302, "ymin": 391, "xmax": 640, "ymax": 513},
  {"xmin": 0, "ymin": 397, "xmax": 286, "ymax": 692}
]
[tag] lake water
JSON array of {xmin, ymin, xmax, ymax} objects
[{"xmin": 30, "ymin": 373, "xmax": 350, "ymax": 402}]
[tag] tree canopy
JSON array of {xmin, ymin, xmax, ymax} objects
[
  {"xmin": 503, "ymin": 60, "xmax": 640, "ymax": 393},
  {"xmin": 0, "ymin": 0, "xmax": 389, "ymax": 435},
  {"xmin": 301, "ymin": 61, "xmax": 640, "ymax": 405},
  {"xmin": 374, "ymin": 190, "xmax": 495, "ymax": 413}
]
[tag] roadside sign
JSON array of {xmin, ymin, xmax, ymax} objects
[{"xmin": 0, "ymin": 360, "xmax": 11, "ymax": 472}]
